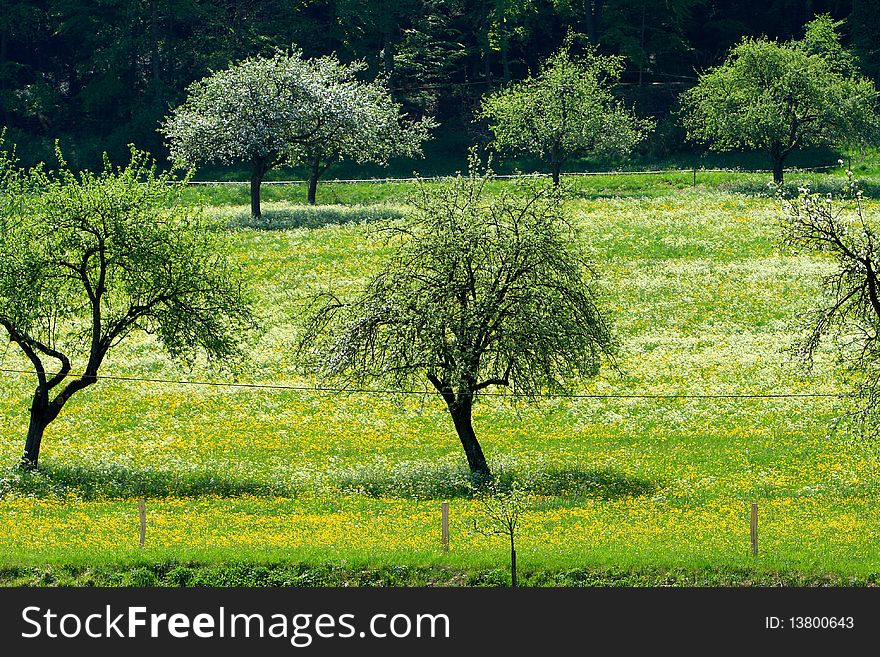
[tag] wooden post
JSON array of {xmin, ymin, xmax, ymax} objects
[
  {"xmin": 693, "ymin": 167, "xmax": 697, "ymax": 187},
  {"xmin": 441, "ymin": 502, "xmax": 449, "ymax": 552},
  {"xmin": 750, "ymin": 502, "xmax": 758, "ymax": 557},
  {"xmin": 138, "ymin": 499, "xmax": 146, "ymax": 549}
]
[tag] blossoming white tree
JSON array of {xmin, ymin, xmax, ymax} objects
[{"xmin": 161, "ymin": 50, "xmax": 434, "ymax": 214}]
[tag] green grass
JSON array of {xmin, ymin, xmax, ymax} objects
[{"xmin": 2, "ymin": 178, "xmax": 880, "ymax": 584}]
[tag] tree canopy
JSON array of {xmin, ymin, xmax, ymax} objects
[
  {"xmin": 161, "ymin": 49, "xmax": 433, "ymax": 213},
  {"xmin": 480, "ymin": 42, "xmax": 653, "ymax": 184},
  {"xmin": 4, "ymin": 1, "xmax": 877, "ymax": 172},
  {"xmin": 0, "ymin": 144, "xmax": 255, "ymax": 469},
  {"xmin": 286, "ymin": 58, "xmax": 435, "ymax": 205},
  {"xmin": 681, "ymin": 15, "xmax": 879, "ymax": 183},
  {"xmin": 300, "ymin": 155, "xmax": 616, "ymax": 477},
  {"xmin": 160, "ymin": 50, "xmax": 330, "ymax": 218}
]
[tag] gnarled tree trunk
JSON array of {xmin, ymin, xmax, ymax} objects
[
  {"xmin": 22, "ymin": 404, "xmax": 51, "ymax": 469},
  {"xmin": 250, "ymin": 155, "xmax": 272, "ymax": 219},
  {"xmin": 21, "ymin": 375, "xmax": 97, "ymax": 469},
  {"xmin": 447, "ymin": 395, "xmax": 491, "ymax": 478}
]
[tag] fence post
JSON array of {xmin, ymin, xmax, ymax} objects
[
  {"xmin": 750, "ymin": 502, "xmax": 758, "ymax": 557},
  {"xmin": 441, "ymin": 502, "xmax": 449, "ymax": 552},
  {"xmin": 138, "ymin": 499, "xmax": 146, "ymax": 549}
]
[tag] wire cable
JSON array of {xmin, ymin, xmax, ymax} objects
[
  {"xmin": 186, "ymin": 163, "xmax": 843, "ymax": 186},
  {"xmin": 0, "ymin": 367, "xmax": 847, "ymax": 400}
]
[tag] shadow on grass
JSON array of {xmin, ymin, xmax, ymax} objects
[
  {"xmin": 331, "ymin": 461, "xmax": 655, "ymax": 501},
  {"xmin": 526, "ymin": 468, "xmax": 656, "ymax": 500},
  {"xmin": 0, "ymin": 462, "xmax": 291, "ymax": 500},
  {"xmin": 227, "ymin": 205, "xmax": 405, "ymax": 231}
]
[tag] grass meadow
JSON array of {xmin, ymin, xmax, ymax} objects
[{"xmin": 3, "ymin": 166, "xmax": 880, "ymax": 585}]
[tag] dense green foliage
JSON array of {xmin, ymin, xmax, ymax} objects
[
  {"xmin": 681, "ymin": 16, "xmax": 878, "ymax": 183},
  {"xmin": 481, "ymin": 43, "xmax": 653, "ymax": 183},
  {"xmin": 0, "ymin": 146, "xmax": 254, "ymax": 467},
  {"xmin": 3, "ymin": 1, "xmax": 877, "ymax": 171}
]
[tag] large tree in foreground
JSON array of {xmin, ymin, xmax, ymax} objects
[
  {"xmin": 782, "ymin": 172, "xmax": 880, "ymax": 431},
  {"xmin": 479, "ymin": 42, "xmax": 652, "ymax": 184},
  {"xmin": 299, "ymin": 156, "xmax": 616, "ymax": 478},
  {"xmin": 0, "ymin": 146, "xmax": 255, "ymax": 469},
  {"xmin": 681, "ymin": 15, "xmax": 878, "ymax": 184}
]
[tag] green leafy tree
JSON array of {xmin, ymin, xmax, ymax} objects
[
  {"xmin": 480, "ymin": 42, "xmax": 652, "ymax": 184},
  {"xmin": 289, "ymin": 58, "xmax": 434, "ymax": 205},
  {"xmin": 299, "ymin": 156, "xmax": 616, "ymax": 477},
  {"xmin": 681, "ymin": 15, "xmax": 879, "ymax": 184},
  {"xmin": 0, "ymin": 145, "xmax": 255, "ymax": 469}
]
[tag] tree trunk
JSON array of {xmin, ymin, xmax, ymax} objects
[
  {"xmin": 772, "ymin": 156, "xmax": 785, "ymax": 185},
  {"xmin": 21, "ymin": 409, "xmax": 50, "ymax": 470},
  {"xmin": 448, "ymin": 397, "xmax": 491, "ymax": 478},
  {"xmin": 250, "ymin": 160, "xmax": 264, "ymax": 219},
  {"xmin": 150, "ymin": 0, "xmax": 162, "ymax": 107},
  {"xmin": 551, "ymin": 156, "xmax": 561, "ymax": 186},
  {"xmin": 481, "ymin": 0, "xmax": 493, "ymax": 84},
  {"xmin": 308, "ymin": 160, "xmax": 320, "ymax": 206},
  {"xmin": 20, "ymin": 393, "xmax": 62, "ymax": 469},
  {"xmin": 510, "ymin": 534, "xmax": 517, "ymax": 587},
  {"xmin": 584, "ymin": 1, "xmax": 595, "ymax": 43},
  {"xmin": 0, "ymin": 23, "xmax": 8, "ymax": 126},
  {"xmin": 500, "ymin": 24, "xmax": 510, "ymax": 82},
  {"xmin": 638, "ymin": 1, "xmax": 646, "ymax": 86},
  {"xmin": 593, "ymin": 0, "xmax": 603, "ymax": 42},
  {"xmin": 382, "ymin": 29, "xmax": 395, "ymax": 78}
]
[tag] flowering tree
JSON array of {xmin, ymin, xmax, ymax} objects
[
  {"xmin": 162, "ymin": 50, "xmax": 329, "ymax": 219},
  {"xmin": 161, "ymin": 50, "xmax": 434, "ymax": 215},
  {"xmin": 299, "ymin": 156, "xmax": 616, "ymax": 478},
  {"xmin": 480, "ymin": 42, "xmax": 652, "ymax": 184},
  {"xmin": 0, "ymin": 146, "xmax": 255, "ymax": 469},
  {"xmin": 289, "ymin": 58, "xmax": 434, "ymax": 205},
  {"xmin": 681, "ymin": 15, "xmax": 878, "ymax": 184}
]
